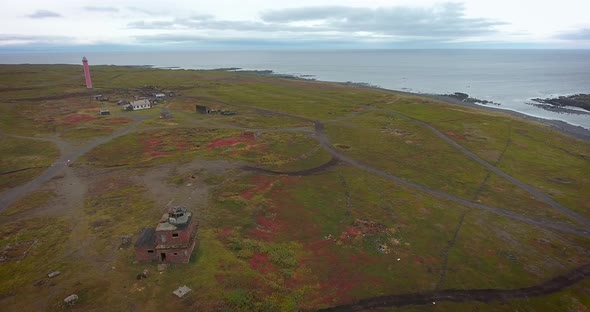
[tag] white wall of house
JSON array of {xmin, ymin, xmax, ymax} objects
[{"xmin": 130, "ymin": 99, "xmax": 151, "ymax": 110}]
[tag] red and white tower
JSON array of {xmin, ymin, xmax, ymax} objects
[{"xmin": 82, "ymin": 56, "xmax": 92, "ymax": 89}]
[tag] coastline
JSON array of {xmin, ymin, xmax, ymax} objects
[
  {"xmin": 2, "ymin": 63, "xmax": 588, "ymax": 141},
  {"xmin": 422, "ymin": 93, "xmax": 590, "ymax": 142},
  {"xmin": 226, "ymin": 68, "xmax": 590, "ymax": 141}
]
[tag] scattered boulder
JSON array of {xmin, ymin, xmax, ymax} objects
[
  {"xmin": 47, "ymin": 271, "xmax": 60, "ymax": 278},
  {"xmin": 136, "ymin": 269, "xmax": 149, "ymax": 280},
  {"xmin": 64, "ymin": 294, "xmax": 79, "ymax": 305},
  {"xmin": 119, "ymin": 235, "xmax": 132, "ymax": 249}
]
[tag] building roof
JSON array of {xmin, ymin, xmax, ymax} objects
[
  {"xmin": 173, "ymin": 285, "xmax": 192, "ymax": 298},
  {"xmin": 131, "ymin": 99, "xmax": 150, "ymax": 106},
  {"xmin": 134, "ymin": 227, "xmax": 157, "ymax": 248},
  {"xmin": 156, "ymin": 212, "xmax": 193, "ymax": 232}
]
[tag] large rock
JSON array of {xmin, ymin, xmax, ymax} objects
[{"xmin": 64, "ymin": 294, "xmax": 78, "ymax": 305}]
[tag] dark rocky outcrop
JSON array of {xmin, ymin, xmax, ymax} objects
[
  {"xmin": 442, "ymin": 92, "xmax": 500, "ymax": 106},
  {"xmin": 531, "ymin": 94, "xmax": 590, "ymax": 112}
]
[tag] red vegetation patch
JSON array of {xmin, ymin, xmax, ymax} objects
[
  {"xmin": 62, "ymin": 114, "xmax": 97, "ymax": 125},
  {"xmin": 217, "ymin": 228, "xmax": 235, "ymax": 240},
  {"xmin": 339, "ymin": 227, "xmax": 361, "ymax": 241},
  {"xmin": 249, "ymin": 214, "xmax": 283, "ymax": 242},
  {"xmin": 249, "ymin": 253, "xmax": 277, "ymax": 274},
  {"xmin": 140, "ymin": 137, "xmax": 171, "ymax": 158},
  {"xmin": 256, "ymin": 216, "xmax": 281, "ymax": 232},
  {"xmin": 338, "ymin": 219, "xmax": 392, "ymax": 242},
  {"xmin": 240, "ymin": 176, "xmax": 282, "ymax": 200},
  {"xmin": 301, "ymin": 242, "xmax": 382, "ymax": 306},
  {"xmin": 305, "ymin": 239, "xmax": 332, "ymax": 252},
  {"xmin": 208, "ymin": 132, "xmax": 256, "ymax": 149},
  {"xmin": 446, "ymin": 130, "xmax": 466, "ymax": 140}
]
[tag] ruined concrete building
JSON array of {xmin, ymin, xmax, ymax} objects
[
  {"xmin": 134, "ymin": 207, "xmax": 198, "ymax": 264},
  {"xmin": 196, "ymin": 105, "xmax": 211, "ymax": 114}
]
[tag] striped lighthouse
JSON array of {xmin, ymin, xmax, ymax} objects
[{"xmin": 82, "ymin": 56, "xmax": 92, "ymax": 89}]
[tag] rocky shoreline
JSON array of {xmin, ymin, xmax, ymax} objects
[
  {"xmin": 441, "ymin": 92, "xmax": 501, "ymax": 106},
  {"xmin": 531, "ymin": 94, "xmax": 590, "ymax": 112},
  {"xmin": 425, "ymin": 93, "xmax": 590, "ymax": 142}
]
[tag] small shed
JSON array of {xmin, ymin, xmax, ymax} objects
[
  {"xmin": 173, "ymin": 285, "xmax": 192, "ymax": 298},
  {"xmin": 99, "ymin": 109, "xmax": 110, "ymax": 115},
  {"xmin": 196, "ymin": 105, "xmax": 211, "ymax": 114}
]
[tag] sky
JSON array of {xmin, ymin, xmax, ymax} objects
[{"xmin": 1, "ymin": 0, "xmax": 589, "ymax": 50}]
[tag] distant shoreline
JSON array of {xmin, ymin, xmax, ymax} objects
[
  {"xmin": 217, "ymin": 68, "xmax": 590, "ymax": 139},
  {"xmin": 267, "ymin": 73, "xmax": 590, "ymax": 142},
  {"xmin": 140, "ymin": 66, "xmax": 590, "ymax": 141},
  {"xmin": 2, "ymin": 63, "xmax": 588, "ymax": 141},
  {"xmin": 423, "ymin": 94, "xmax": 590, "ymax": 142}
]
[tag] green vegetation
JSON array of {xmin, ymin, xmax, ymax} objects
[
  {"xmin": 0, "ymin": 136, "xmax": 59, "ymax": 191},
  {"xmin": 83, "ymin": 127, "xmax": 329, "ymax": 172},
  {"xmin": 0, "ymin": 64, "xmax": 589, "ymax": 311},
  {"xmin": 0, "ymin": 190, "xmax": 56, "ymax": 216},
  {"xmin": 0, "ymin": 217, "xmax": 71, "ymax": 298},
  {"xmin": 324, "ymin": 111, "xmax": 490, "ymax": 198}
]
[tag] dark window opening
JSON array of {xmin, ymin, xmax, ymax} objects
[
  {"xmin": 173, "ymin": 252, "xmax": 178, "ymax": 256},
  {"xmin": 172, "ymin": 233, "xmax": 179, "ymax": 238},
  {"xmin": 147, "ymin": 250, "xmax": 154, "ymax": 253}
]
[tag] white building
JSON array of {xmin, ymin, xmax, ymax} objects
[{"xmin": 126, "ymin": 99, "xmax": 151, "ymax": 111}]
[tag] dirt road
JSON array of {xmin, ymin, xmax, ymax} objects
[
  {"xmin": 378, "ymin": 108, "xmax": 590, "ymax": 228},
  {"xmin": 0, "ymin": 115, "xmax": 148, "ymax": 211},
  {"xmin": 213, "ymin": 102, "xmax": 590, "ymax": 238},
  {"xmin": 316, "ymin": 263, "xmax": 590, "ymax": 311}
]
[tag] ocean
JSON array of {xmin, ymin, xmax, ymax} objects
[{"xmin": 1, "ymin": 50, "xmax": 589, "ymax": 128}]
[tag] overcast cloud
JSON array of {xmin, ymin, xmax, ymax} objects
[
  {"xmin": 1, "ymin": 0, "xmax": 589, "ymax": 50},
  {"xmin": 557, "ymin": 29, "xmax": 590, "ymax": 41},
  {"xmin": 128, "ymin": 3, "xmax": 503, "ymax": 40},
  {"xmin": 26, "ymin": 9, "xmax": 62, "ymax": 19},
  {"xmin": 84, "ymin": 6, "xmax": 119, "ymax": 13},
  {"xmin": 261, "ymin": 3, "xmax": 504, "ymax": 37}
]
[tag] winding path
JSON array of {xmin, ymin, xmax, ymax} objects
[
  {"xmin": 312, "ymin": 122, "xmax": 590, "ymax": 238},
  {"xmin": 1, "ymin": 90, "xmax": 589, "ymax": 311},
  {"xmin": 182, "ymin": 99, "xmax": 590, "ymax": 238},
  {"xmin": 315, "ymin": 264, "xmax": 590, "ymax": 311},
  {"xmin": 191, "ymin": 100, "xmax": 590, "ymax": 237},
  {"xmin": 0, "ymin": 115, "xmax": 148, "ymax": 211},
  {"xmin": 378, "ymin": 108, "xmax": 590, "ymax": 228},
  {"xmin": 242, "ymin": 157, "xmax": 340, "ymax": 176}
]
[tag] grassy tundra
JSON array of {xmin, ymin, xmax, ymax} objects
[{"xmin": 0, "ymin": 64, "xmax": 589, "ymax": 311}]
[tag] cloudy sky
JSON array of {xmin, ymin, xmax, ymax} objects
[{"xmin": 1, "ymin": 0, "xmax": 589, "ymax": 50}]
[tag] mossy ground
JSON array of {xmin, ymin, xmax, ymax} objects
[
  {"xmin": 0, "ymin": 64, "xmax": 588, "ymax": 311},
  {"xmin": 0, "ymin": 136, "xmax": 60, "ymax": 191}
]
